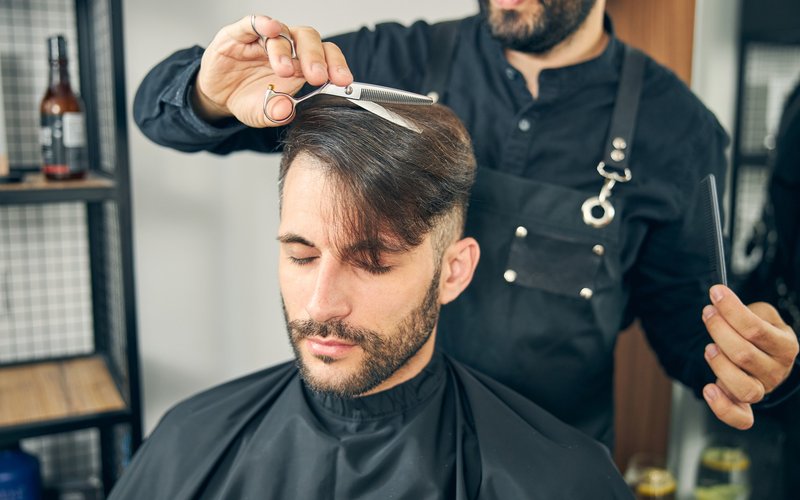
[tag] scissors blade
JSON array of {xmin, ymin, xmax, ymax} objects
[
  {"xmin": 321, "ymin": 82, "xmax": 433, "ymax": 105},
  {"xmin": 350, "ymin": 99, "xmax": 422, "ymax": 133}
]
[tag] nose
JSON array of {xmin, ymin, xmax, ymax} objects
[{"xmin": 305, "ymin": 256, "xmax": 352, "ymax": 323}]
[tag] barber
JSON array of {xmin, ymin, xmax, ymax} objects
[{"xmin": 133, "ymin": 0, "xmax": 800, "ymax": 447}]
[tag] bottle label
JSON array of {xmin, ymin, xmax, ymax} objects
[
  {"xmin": 62, "ymin": 112, "xmax": 86, "ymax": 147},
  {"xmin": 41, "ymin": 113, "xmax": 88, "ymax": 176}
]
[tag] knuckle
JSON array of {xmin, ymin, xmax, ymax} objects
[
  {"xmin": 731, "ymin": 348, "xmax": 755, "ymax": 368},
  {"xmin": 742, "ymin": 382, "xmax": 765, "ymax": 404},
  {"xmin": 740, "ymin": 321, "xmax": 765, "ymax": 343},
  {"xmin": 789, "ymin": 338, "xmax": 800, "ymax": 358},
  {"xmin": 765, "ymin": 371, "xmax": 785, "ymax": 391}
]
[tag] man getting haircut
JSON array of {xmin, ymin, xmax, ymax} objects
[{"xmin": 109, "ymin": 101, "xmax": 631, "ymax": 499}]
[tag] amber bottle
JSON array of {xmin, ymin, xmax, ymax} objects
[{"xmin": 40, "ymin": 35, "xmax": 88, "ymax": 180}]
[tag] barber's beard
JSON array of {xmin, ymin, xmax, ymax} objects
[
  {"xmin": 481, "ymin": 0, "xmax": 597, "ymax": 54},
  {"xmin": 286, "ymin": 273, "xmax": 440, "ymax": 398}
]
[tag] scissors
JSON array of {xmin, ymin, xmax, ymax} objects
[{"xmin": 262, "ymin": 81, "xmax": 434, "ymax": 132}]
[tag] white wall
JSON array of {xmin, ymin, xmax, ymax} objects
[{"xmin": 122, "ymin": 1, "xmax": 476, "ymax": 434}]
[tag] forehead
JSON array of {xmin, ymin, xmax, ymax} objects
[{"xmin": 280, "ymin": 154, "xmax": 335, "ymax": 234}]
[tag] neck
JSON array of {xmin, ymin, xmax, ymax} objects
[
  {"xmin": 359, "ymin": 330, "xmax": 437, "ymax": 397},
  {"xmin": 506, "ymin": 0, "xmax": 609, "ymax": 98}
]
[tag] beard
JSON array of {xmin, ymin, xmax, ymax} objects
[
  {"xmin": 481, "ymin": 0, "xmax": 597, "ymax": 54},
  {"xmin": 286, "ymin": 273, "xmax": 441, "ymax": 398}
]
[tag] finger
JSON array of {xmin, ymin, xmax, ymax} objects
[
  {"xmin": 290, "ymin": 26, "xmax": 328, "ymax": 86},
  {"xmin": 264, "ymin": 95, "xmax": 295, "ymax": 124},
  {"xmin": 702, "ymin": 304, "xmax": 780, "ymax": 386},
  {"xmin": 703, "ymin": 383, "xmax": 754, "ymax": 430},
  {"xmin": 321, "ymin": 42, "xmax": 354, "ymax": 86},
  {"xmin": 224, "ymin": 15, "xmax": 282, "ymax": 44},
  {"xmin": 704, "ymin": 343, "xmax": 766, "ymax": 403},
  {"xmin": 709, "ymin": 285, "xmax": 795, "ymax": 356},
  {"xmin": 263, "ymin": 27, "xmax": 298, "ymax": 77}
]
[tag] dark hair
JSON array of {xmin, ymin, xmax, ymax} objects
[{"xmin": 279, "ymin": 98, "xmax": 476, "ymax": 269}]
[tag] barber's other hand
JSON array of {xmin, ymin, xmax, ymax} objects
[
  {"xmin": 192, "ymin": 15, "xmax": 353, "ymax": 126},
  {"xmin": 701, "ymin": 284, "xmax": 799, "ymax": 430}
]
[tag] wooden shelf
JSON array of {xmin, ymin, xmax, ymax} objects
[
  {"xmin": 0, "ymin": 173, "xmax": 116, "ymax": 204},
  {"xmin": 0, "ymin": 356, "xmax": 128, "ymax": 437}
]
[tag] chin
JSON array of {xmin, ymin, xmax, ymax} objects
[{"xmin": 300, "ymin": 351, "xmax": 360, "ymax": 390}]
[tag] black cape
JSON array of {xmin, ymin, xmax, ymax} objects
[{"xmin": 109, "ymin": 353, "xmax": 632, "ymax": 499}]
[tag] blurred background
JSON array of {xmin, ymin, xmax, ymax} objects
[{"xmin": 0, "ymin": 0, "xmax": 797, "ymax": 498}]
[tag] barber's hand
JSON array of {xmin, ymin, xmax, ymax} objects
[
  {"xmin": 701, "ymin": 284, "xmax": 799, "ymax": 430},
  {"xmin": 192, "ymin": 15, "xmax": 353, "ymax": 126}
]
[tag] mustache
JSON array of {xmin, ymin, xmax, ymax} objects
[{"xmin": 288, "ymin": 319, "xmax": 383, "ymax": 346}]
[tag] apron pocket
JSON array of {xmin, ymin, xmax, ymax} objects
[{"xmin": 505, "ymin": 228, "xmax": 604, "ymax": 298}]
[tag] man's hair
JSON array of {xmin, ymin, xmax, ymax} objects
[{"xmin": 279, "ymin": 98, "xmax": 476, "ymax": 269}]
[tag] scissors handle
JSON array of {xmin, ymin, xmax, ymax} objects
[{"xmin": 262, "ymin": 83, "xmax": 331, "ymax": 124}]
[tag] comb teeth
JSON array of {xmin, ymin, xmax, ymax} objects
[
  {"xmin": 700, "ymin": 174, "xmax": 728, "ymax": 287},
  {"xmin": 360, "ymin": 88, "xmax": 431, "ymax": 104}
]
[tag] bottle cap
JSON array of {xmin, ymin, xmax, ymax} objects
[
  {"xmin": 636, "ymin": 467, "xmax": 677, "ymax": 496},
  {"xmin": 701, "ymin": 447, "xmax": 750, "ymax": 472},
  {"xmin": 47, "ymin": 35, "xmax": 68, "ymax": 61}
]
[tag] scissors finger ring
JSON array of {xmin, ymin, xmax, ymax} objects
[
  {"xmin": 250, "ymin": 15, "xmax": 297, "ymax": 59},
  {"xmin": 262, "ymin": 83, "xmax": 332, "ymax": 124}
]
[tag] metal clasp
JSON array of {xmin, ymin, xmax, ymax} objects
[{"xmin": 581, "ymin": 162, "xmax": 632, "ymax": 228}]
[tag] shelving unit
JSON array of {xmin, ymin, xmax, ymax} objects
[{"xmin": 0, "ymin": 0, "xmax": 141, "ymax": 495}]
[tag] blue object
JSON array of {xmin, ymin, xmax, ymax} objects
[{"xmin": 0, "ymin": 446, "xmax": 42, "ymax": 500}]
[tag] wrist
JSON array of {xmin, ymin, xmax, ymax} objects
[{"xmin": 190, "ymin": 81, "xmax": 231, "ymax": 123}]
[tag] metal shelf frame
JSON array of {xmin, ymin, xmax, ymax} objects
[{"xmin": 0, "ymin": 0, "xmax": 142, "ymax": 493}]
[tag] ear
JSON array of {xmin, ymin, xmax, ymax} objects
[{"xmin": 438, "ymin": 237, "xmax": 480, "ymax": 305}]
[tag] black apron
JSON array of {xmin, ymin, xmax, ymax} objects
[{"xmin": 425, "ymin": 20, "xmax": 646, "ymax": 447}]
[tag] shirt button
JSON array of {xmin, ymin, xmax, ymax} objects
[
  {"xmin": 592, "ymin": 244, "xmax": 605, "ymax": 256},
  {"xmin": 504, "ymin": 270, "xmax": 518, "ymax": 283},
  {"xmin": 518, "ymin": 118, "xmax": 531, "ymax": 132},
  {"xmin": 515, "ymin": 226, "xmax": 528, "ymax": 238},
  {"xmin": 505, "ymin": 67, "xmax": 516, "ymax": 80},
  {"xmin": 580, "ymin": 287, "xmax": 593, "ymax": 299}
]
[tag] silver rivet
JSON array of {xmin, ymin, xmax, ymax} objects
[
  {"xmin": 344, "ymin": 85, "xmax": 354, "ymax": 95},
  {"xmin": 612, "ymin": 137, "xmax": 627, "ymax": 150},
  {"xmin": 504, "ymin": 270, "xmax": 518, "ymax": 283},
  {"xmin": 592, "ymin": 244, "xmax": 605, "ymax": 256},
  {"xmin": 427, "ymin": 91, "xmax": 439, "ymax": 103},
  {"xmin": 610, "ymin": 150, "xmax": 625, "ymax": 162},
  {"xmin": 580, "ymin": 287, "xmax": 593, "ymax": 299},
  {"xmin": 515, "ymin": 226, "xmax": 528, "ymax": 238},
  {"xmin": 518, "ymin": 118, "xmax": 531, "ymax": 132}
]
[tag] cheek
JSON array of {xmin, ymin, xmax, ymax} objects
[{"xmin": 278, "ymin": 261, "xmax": 310, "ymax": 317}]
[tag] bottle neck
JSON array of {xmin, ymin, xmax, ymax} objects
[{"xmin": 48, "ymin": 59, "xmax": 72, "ymax": 90}]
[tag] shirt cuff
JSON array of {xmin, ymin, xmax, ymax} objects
[{"xmin": 756, "ymin": 358, "xmax": 800, "ymax": 410}]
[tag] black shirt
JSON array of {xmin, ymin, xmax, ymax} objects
[
  {"xmin": 107, "ymin": 353, "xmax": 632, "ymax": 499},
  {"xmin": 133, "ymin": 13, "xmax": 798, "ymax": 446}
]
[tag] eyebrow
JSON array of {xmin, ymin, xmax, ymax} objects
[{"xmin": 277, "ymin": 233, "xmax": 316, "ymax": 247}]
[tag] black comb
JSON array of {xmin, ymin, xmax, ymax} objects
[{"xmin": 700, "ymin": 174, "xmax": 728, "ymax": 287}]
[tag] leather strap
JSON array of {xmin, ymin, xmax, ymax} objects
[{"xmin": 602, "ymin": 46, "xmax": 647, "ymax": 175}]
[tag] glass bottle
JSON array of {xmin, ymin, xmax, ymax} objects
[{"xmin": 40, "ymin": 34, "xmax": 88, "ymax": 180}]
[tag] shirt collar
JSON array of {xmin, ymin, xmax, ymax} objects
[{"xmin": 481, "ymin": 12, "xmax": 625, "ymax": 103}]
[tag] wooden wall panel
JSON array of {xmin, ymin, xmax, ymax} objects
[{"xmin": 604, "ymin": 0, "xmax": 697, "ymax": 471}]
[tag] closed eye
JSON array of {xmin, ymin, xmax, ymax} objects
[
  {"xmin": 361, "ymin": 264, "xmax": 393, "ymax": 276},
  {"xmin": 288, "ymin": 256, "xmax": 318, "ymax": 266}
]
